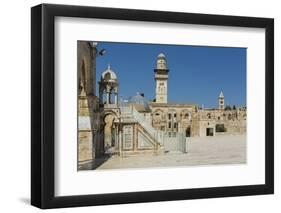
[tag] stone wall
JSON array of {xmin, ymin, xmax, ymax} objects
[
  {"xmin": 78, "ymin": 41, "xmax": 101, "ymax": 164},
  {"xmin": 197, "ymin": 108, "xmax": 247, "ymax": 136},
  {"xmin": 149, "ymin": 103, "xmax": 197, "ymax": 136},
  {"xmin": 148, "ymin": 102, "xmax": 246, "ymax": 137}
]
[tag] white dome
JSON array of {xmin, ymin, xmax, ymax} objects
[
  {"xmin": 157, "ymin": 53, "xmax": 166, "ymax": 58},
  {"xmin": 101, "ymin": 64, "xmax": 117, "ymax": 81}
]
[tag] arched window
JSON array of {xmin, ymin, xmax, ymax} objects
[
  {"xmin": 154, "ymin": 110, "xmax": 163, "ymax": 120},
  {"xmin": 168, "ymin": 122, "xmax": 172, "ymax": 128}
]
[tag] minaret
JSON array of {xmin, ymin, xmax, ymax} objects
[
  {"xmin": 99, "ymin": 64, "xmax": 118, "ymax": 105},
  {"xmin": 218, "ymin": 91, "xmax": 225, "ymax": 110},
  {"xmin": 154, "ymin": 53, "xmax": 169, "ymax": 103}
]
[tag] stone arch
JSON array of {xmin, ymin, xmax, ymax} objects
[
  {"xmin": 103, "ymin": 113, "xmax": 116, "ymax": 152},
  {"xmin": 79, "ymin": 59, "xmax": 86, "ymax": 95},
  {"xmin": 153, "ymin": 109, "xmax": 164, "ymax": 119},
  {"xmin": 79, "ymin": 56, "xmax": 92, "ymax": 95},
  {"xmin": 181, "ymin": 109, "xmax": 191, "ymax": 120},
  {"xmin": 186, "ymin": 126, "xmax": 191, "ymax": 137},
  {"xmin": 104, "ymin": 72, "xmax": 111, "ymax": 81},
  {"xmin": 168, "ymin": 109, "xmax": 177, "ymax": 118}
]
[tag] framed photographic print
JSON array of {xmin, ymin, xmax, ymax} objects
[{"xmin": 31, "ymin": 3, "xmax": 274, "ymax": 209}]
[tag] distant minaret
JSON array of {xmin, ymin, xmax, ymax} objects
[
  {"xmin": 154, "ymin": 53, "xmax": 169, "ymax": 103},
  {"xmin": 218, "ymin": 91, "xmax": 225, "ymax": 110}
]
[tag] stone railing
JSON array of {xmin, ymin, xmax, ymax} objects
[{"xmin": 120, "ymin": 105, "xmax": 164, "ymax": 145}]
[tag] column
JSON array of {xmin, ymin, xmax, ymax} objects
[
  {"xmin": 89, "ymin": 42, "xmax": 98, "ymax": 95},
  {"xmin": 99, "ymin": 88, "xmax": 103, "ymax": 104},
  {"xmin": 114, "ymin": 93, "xmax": 118, "ymax": 105},
  {"xmin": 119, "ymin": 126, "xmax": 123, "ymax": 157},
  {"xmin": 106, "ymin": 92, "xmax": 110, "ymax": 104}
]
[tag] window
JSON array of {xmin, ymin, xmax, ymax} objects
[
  {"xmin": 168, "ymin": 122, "xmax": 171, "ymax": 128},
  {"xmin": 174, "ymin": 113, "xmax": 177, "ymax": 118},
  {"xmin": 168, "ymin": 113, "xmax": 171, "ymax": 119},
  {"xmin": 174, "ymin": 123, "xmax": 177, "ymax": 128}
]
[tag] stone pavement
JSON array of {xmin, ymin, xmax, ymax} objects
[{"xmin": 79, "ymin": 134, "xmax": 246, "ymax": 170}]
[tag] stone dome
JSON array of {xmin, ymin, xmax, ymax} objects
[
  {"xmin": 101, "ymin": 64, "xmax": 117, "ymax": 82},
  {"xmin": 128, "ymin": 92, "xmax": 151, "ymax": 112}
]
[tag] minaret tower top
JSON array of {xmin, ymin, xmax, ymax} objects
[
  {"xmin": 218, "ymin": 91, "xmax": 225, "ymax": 110},
  {"xmin": 154, "ymin": 53, "xmax": 169, "ymax": 103}
]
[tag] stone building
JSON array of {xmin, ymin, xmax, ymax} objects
[
  {"xmin": 155, "ymin": 53, "xmax": 168, "ymax": 103},
  {"xmin": 78, "ymin": 41, "xmax": 101, "ymax": 164},
  {"xmin": 78, "ymin": 47, "xmax": 247, "ymax": 168},
  {"xmin": 149, "ymin": 53, "xmax": 246, "ymax": 138}
]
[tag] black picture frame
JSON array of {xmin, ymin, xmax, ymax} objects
[{"xmin": 31, "ymin": 3, "xmax": 274, "ymax": 209}]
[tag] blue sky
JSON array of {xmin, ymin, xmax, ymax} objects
[{"xmin": 95, "ymin": 42, "xmax": 246, "ymax": 108}]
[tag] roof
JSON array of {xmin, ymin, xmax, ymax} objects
[
  {"xmin": 128, "ymin": 92, "xmax": 151, "ymax": 112},
  {"xmin": 149, "ymin": 102, "xmax": 197, "ymax": 108},
  {"xmin": 219, "ymin": 91, "xmax": 224, "ymax": 98},
  {"xmin": 101, "ymin": 64, "xmax": 117, "ymax": 81},
  {"xmin": 157, "ymin": 53, "xmax": 166, "ymax": 58}
]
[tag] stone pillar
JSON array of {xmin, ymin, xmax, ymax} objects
[
  {"xmin": 114, "ymin": 93, "xmax": 118, "ymax": 105},
  {"xmin": 99, "ymin": 87, "xmax": 103, "ymax": 104},
  {"xmin": 116, "ymin": 125, "xmax": 119, "ymax": 149},
  {"xmin": 106, "ymin": 92, "xmax": 110, "ymax": 104},
  {"xmin": 119, "ymin": 126, "xmax": 123, "ymax": 157},
  {"xmin": 133, "ymin": 124, "xmax": 138, "ymax": 151},
  {"xmin": 89, "ymin": 42, "xmax": 98, "ymax": 95},
  {"xmin": 104, "ymin": 114, "xmax": 114, "ymax": 152}
]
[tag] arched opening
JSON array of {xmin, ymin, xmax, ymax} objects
[
  {"xmin": 109, "ymin": 89, "xmax": 115, "ymax": 104},
  {"xmin": 104, "ymin": 72, "xmax": 111, "ymax": 81},
  {"xmin": 103, "ymin": 114, "xmax": 116, "ymax": 154},
  {"xmin": 186, "ymin": 126, "xmax": 191, "ymax": 137},
  {"xmin": 206, "ymin": 128, "xmax": 214, "ymax": 136},
  {"xmin": 99, "ymin": 70, "xmax": 118, "ymax": 105},
  {"xmin": 79, "ymin": 60, "xmax": 86, "ymax": 95},
  {"xmin": 215, "ymin": 124, "xmax": 226, "ymax": 132}
]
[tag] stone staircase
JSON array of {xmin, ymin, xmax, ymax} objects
[
  {"xmin": 120, "ymin": 106, "xmax": 164, "ymax": 147},
  {"xmin": 119, "ymin": 105, "xmax": 186, "ymax": 153}
]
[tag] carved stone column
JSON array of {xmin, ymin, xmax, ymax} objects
[{"xmin": 114, "ymin": 93, "xmax": 118, "ymax": 105}]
